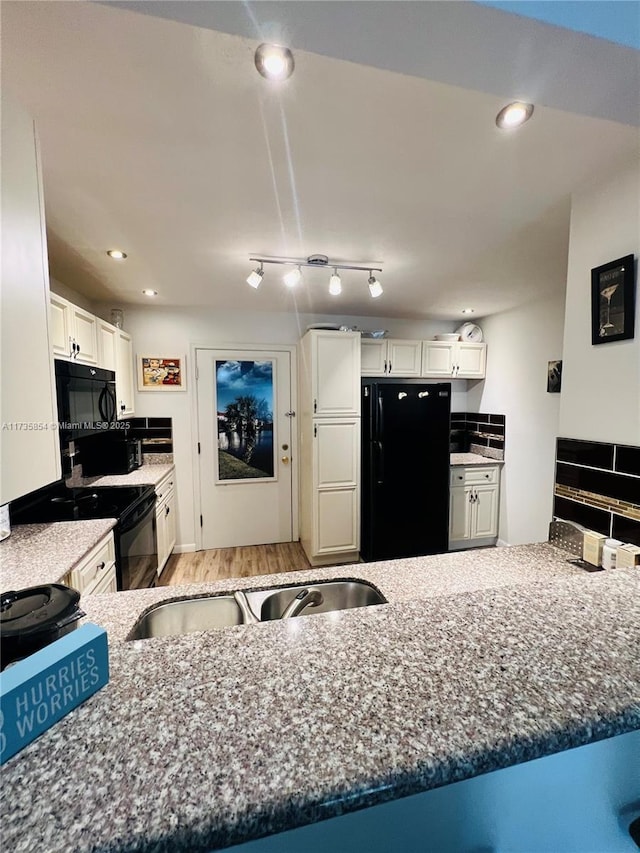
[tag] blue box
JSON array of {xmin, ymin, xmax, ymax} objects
[{"xmin": 0, "ymin": 623, "xmax": 109, "ymax": 764}]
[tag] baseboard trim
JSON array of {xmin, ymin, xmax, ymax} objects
[
  {"xmin": 497, "ymin": 538, "xmax": 510, "ymax": 547},
  {"xmin": 173, "ymin": 543, "xmax": 196, "ymax": 554}
]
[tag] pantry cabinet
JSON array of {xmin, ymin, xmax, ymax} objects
[
  {"xmin": 156, "ymin": 469, "xmax": 176, "ymax": 576},
  {"xmin": 1, "ymin": 97, "xmax": 61, "ymax": 504},
  {"xmin": 299, "ymin": 330, "xmax": 361, "ymax": 565},
  {"xmin": 449, "ymin": 464, "xmax": 500, "ymax": 550},
  {"xmin": 360, "ymin": 339, "xmax": 422, "ymax": 377},
  {"xmin": 422, "ymin": 341, "xmax": 486, "ymax": 379}
]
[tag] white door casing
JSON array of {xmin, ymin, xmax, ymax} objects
[{"xmin": 196, "ymin": 347, "xmax": 296, "ymax": 549}]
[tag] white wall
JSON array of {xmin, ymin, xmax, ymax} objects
[
  {"xmin": 115, "ymin": 306, "xmax": 465, "ymax": 550},
  {"xmin": 559, "ymin": 156, "xmax": 640, "ymax": 444},
  {"xmin": 467, "ymin": 288, "xmax": 566, "ymax": 546},
  {"xmin": 49, "ymin": 277, "xmax": 98, "ymax": 314}
]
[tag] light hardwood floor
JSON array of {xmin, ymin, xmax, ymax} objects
[{"xmin": 158, "ymin": 542, "xmax": 312, "ymax": 586}]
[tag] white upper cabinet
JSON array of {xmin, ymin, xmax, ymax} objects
[
  {"xmin": 1, "ymin": 98, "xmax": 61, "ymax": 503},
  {"xmin": 361, "ymin": 339, "xmax": 422, "ymax": 376},
  {"xmin": 115, "ymin": 329, "xmax": 134, "ymax": 419},
  {"xmin": 422, "ymin": 341, "xmax": 486, "ymax": 379},
  {"xmin": 307, "ymin": 330, "xmax": 360, "ymax": 416},
  {"xmin": 71, "ymin": 304, "xmax": 98, "ymax": 364},
  {"xmin": 97, "ymin": 318, "xmax": 118, "ymax": 372},
  {"xmin": 49, "ymin": 292, "xmax": 98, "ymax": 364}
]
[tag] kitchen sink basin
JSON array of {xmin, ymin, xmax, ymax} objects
[
  {"xmin": 127, "ymin": 580, "xmax": 387, "ymax": 640},
  {"xmin": 128, "ymin": 595, "xmax": 243, "ymax": 640},
  {"xmin": 248, "ymin": 580, "xmax": 387, "ymax": 621}
]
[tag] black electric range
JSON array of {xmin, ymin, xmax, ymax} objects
[{"xmin": 10, "ymin": 482, "xmax": 158, "ymax": 591}]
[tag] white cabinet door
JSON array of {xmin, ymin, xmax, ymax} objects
[
  {"xmin": 164, "ymin": 488, "xmax": 176, "ymax": 559},
  {"xmin": 360, "ymin": 339, "xmax": 387, "ymax": 376},
  {"xmin": 314, "ymin": 419, "xmax": 359, "ymax": 488},
  {"xmin": 311, "ymin": 331, "xmax": 360, "ymax": 416},
  {"xmin": 97, "ymin": 319, "xmax": 118, "ymax": 372},
  {"xmin": 115, "ymin": 330, "xmax": 134, "ymax": 418},
  {"xmin": 315, "ymin": 488, "xmax": 359, "ymax": 554},
  {"xmin": 422, "ymin": 342, "xmax": 456, "ymax": 377},
  {"xmin": 449, "ymin": 487, "xmax": 471, "ymax": 541},
  {"xmin": 456, "ymin": 343, "xmax": 486, "ymax": 378},
  {"xmin": 50, "ymin": 292, "xmax": 72, "ymax": 359},
  {"xmin": 312, "ymin": 418, "xmax": 359, "ymax": 555},
  {"xmin": 472, "ymin": 484, "xmax": 499, "ymax": 538},
  {"xmin": 1, "ymin": 98, "xmax": 61, "ymax": 504},
  {"xmin": 71, "ymin": 305, "xmax": 98, "ymax": 364},
  {"xmin": 387, "ymin": 340, "xmax": 422, "ymax": 376}
]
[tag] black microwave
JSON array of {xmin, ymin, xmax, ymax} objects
[
  {"xmin": 55, "ymin": 360, "xmax": 117, "ymax": 440},
  {"xmin": 80, "ymin": 434, "xmax": 142, "ymax": 475}
]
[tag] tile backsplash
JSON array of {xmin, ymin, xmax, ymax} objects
[
  {"xmin": 553, "ymin": 438, "xmax": 640, "ymax": 546},
  {"xmin": 451, "ymin": 412, "xmax": 506, "ymax": 461}
]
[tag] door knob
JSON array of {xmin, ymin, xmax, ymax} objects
[{"xmin": 281, "ymin": 456, "xmax": 290, "ymax": 465}]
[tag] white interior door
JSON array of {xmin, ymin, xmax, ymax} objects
[{"xmin": 196, "ymin": 348, "xmax": 294, "ymax": 549}]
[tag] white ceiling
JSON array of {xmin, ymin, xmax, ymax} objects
[{"xmin": 2, "ymin": 1, "xmax": 639, "ymax": 320}]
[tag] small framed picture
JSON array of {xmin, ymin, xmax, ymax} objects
[
  {"xmin": 547, "ymin": 360, "xmax": 562, "ymax": 393},
  {"xmin": 138, "ymin": 356, "xmax": 186, "ymax": 391},
  {"xmin": 591, "ymin": 255, "xmax": 635, "ymax": 345}
]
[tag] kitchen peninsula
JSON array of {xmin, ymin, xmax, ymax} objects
[{"xmin": 1, "ymin": 543, "xmax": 639, "ymax": 852}]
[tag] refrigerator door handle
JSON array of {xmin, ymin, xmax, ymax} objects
[{"xmin": 376, "ymin": 440, "xmax": 384, "ymax": 484}]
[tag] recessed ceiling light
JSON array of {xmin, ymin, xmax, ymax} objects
[
  {"xmin": 107, "ymin": 249, "xmax": 127, "ymax": 260},
  {"xmin": 142, "ymin": 289, "xmax": 158, "ymax": 297},
  {"xmin": 254, "ymin": 43, "xmax": 295, "ymax": 81},
  {"xmin": 461, "ymin": 308, "xmax": 475, "ymax": 315},
  {"xmin": 495, "ymin": 101, "xmax": 534, "ymax": 129}
]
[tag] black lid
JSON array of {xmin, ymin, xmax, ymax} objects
[{"xmin": 0, "ymin": 584, "xmax": 81, "ymax": 638}]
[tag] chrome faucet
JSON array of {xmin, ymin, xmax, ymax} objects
[
  {"xmin": 233, "ymin": 590, "xmax": 260, "ymax": 624},
  {"xmin": 281, "ymin": 587, "xmax": 324, "ymax": 619}
]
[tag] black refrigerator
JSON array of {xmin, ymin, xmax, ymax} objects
[{"xmin": 361, "ymin": 381, "xmax": 451, "ymax": 561}]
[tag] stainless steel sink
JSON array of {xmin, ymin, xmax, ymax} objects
[
  {"xmin": 127, "ymin": 580, "xmax": 387, "ymax": 640},
  {"xmin": 128, "ymin": 595, "xmax": 243, "ymax": 640},
  {"xmin": 245, "ymin": 580, "xmax": 387, "ymax": 621}
]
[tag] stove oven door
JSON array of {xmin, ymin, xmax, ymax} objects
[{"xmin": 116, "ymin": 493, "xmax": 158, "ymax": 590}]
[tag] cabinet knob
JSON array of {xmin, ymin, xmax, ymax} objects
[
  {"xmin": 165, "ymin": 505, "xmax": 170, "ymax": 515},
  {"xmin": 97, "ymin": 561, "xmax": 105, "ymax": 571},
  {"xmin": 485, "ymin": 473, "xmax": 490, "ymax": 478}
]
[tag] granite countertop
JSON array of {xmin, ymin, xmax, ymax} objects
[
  {"xmin": 0, "ymin": 519, "xmax": 117, "ymax": 590},
  {"xmin": 450, "ymin": 452, "xmax": 504, "ymax": 466},
  {"xmin": 2, "ymin": 543, "xmax": 639, "ymax": 853},
  {"xmin": 88, "ymin": 462, "xmax": 174, "ymax": 488}
]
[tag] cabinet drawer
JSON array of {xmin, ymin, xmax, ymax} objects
[
  {"xmin": 155, "ymin": 469, "xmax": 175, "ymax": 500},
  {"xmin": 84, "ymin": 564, "xmax": 117, "ymax": 595},
  {"xmin": 450, "ymin": 465, "xmax": 499, "ymax": 486},
  {"xmin": 69, "ymin": 534, "xmax": 115, "ymax": 592}
]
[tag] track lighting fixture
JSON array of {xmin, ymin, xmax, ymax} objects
[
  {"xmin": 329, "ymin": 269, "xmax": 342, "ymax": 296},
  {"xmin": 283, "ymin": 266, "xmax": 302, "ymax": 287},
  {"xmin": 246, "ymin": 254, "xmax": 383, "ymax": 298},
  {"xmin": 246, "ymin": 264, "xmax": 264, "ymax": 289},
  {"xmin": 368, "ymin": 274, "xmax": 383, "ymax": 298}
]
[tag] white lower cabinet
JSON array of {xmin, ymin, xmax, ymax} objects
[
  {"xmin": 449, "ymin": 465, "xmax": 500, "ymax": 550},
  {"xmin": 156, "ymin": 470, "xmax": 176, "ymax": 576},
  {"xmin": 67, "ymin": 532, "xmax": 117, "ymax": 594},
  {"xmin": 312, "ymin": 419, "xmax": 359, "ymax": 556},
  {"xmin": 301, "ymin": 417, "xmax": 360, "ymax": 564}
]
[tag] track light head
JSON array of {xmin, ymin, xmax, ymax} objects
[
  {"xmin": 283, "ymin": 266, "xmax": 302, "ymax": 288},
  {"xmin": 329, "ymin": 269, "xmax": 342, "ymax": 296},
  {"xmin": 246, "ymin": 265, "xmax": 264, "ymax": 288},
  {"xmin": 368, "ymin": 274, "xmax": 383, "ymax": 298}
]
